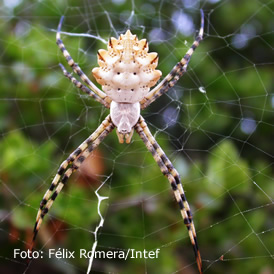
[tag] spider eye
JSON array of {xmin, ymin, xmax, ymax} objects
[
  {"xmin": 133, "ymin": 72, "xmax": 137, "ymax": 75},
  {"xmin": 117, "ymin": 72, "xmax": 120, "ymax": 75}
]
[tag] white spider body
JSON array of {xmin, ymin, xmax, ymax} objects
[{"xmin": 92, "ymin": 30, "xmax": 162, "ymax": 104}]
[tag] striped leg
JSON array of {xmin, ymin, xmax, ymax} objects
[
  {"xmin": 30, "ymin": 115, "xmax": 115, "ymax": 252},
  {"xmin": 140, "ymin": 10, "xmax": 204, "ymax": 110},
  {"xmin": 135, "ymin": 116, "xmax": 202, "ymax": 274},
  {"xmin": 59, "ymin": 63, "xmax": 110, "ymax": 108},
  {"xmin": 56, "ymin": 16, "xmax": 111, "ymax": 105}
]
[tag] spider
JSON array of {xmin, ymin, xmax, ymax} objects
[{"xmin": 31, "ymin": 10, "xmax": 204, "ymax": 274}]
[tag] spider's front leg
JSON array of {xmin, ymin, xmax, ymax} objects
[
  {"xmin": 30, "ymin": 115, "xmax": 115, "ymax": 254},
  {"xmin": 135, "ymin": 116, "xmax": 203, "ymax": 274}
]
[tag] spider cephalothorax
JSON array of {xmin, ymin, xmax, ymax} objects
[{"xmin": 31, "ymin": 11, "xmax": 204, "ymax": 274}]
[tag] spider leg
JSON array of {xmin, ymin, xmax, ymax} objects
[
  {"xmin": 135, "ymin": 116, "xmax": 203, "ymax": 274},
  {"xmin": 56, "ymin": 16, "xmax": 111, "ymax": 105},
  {"xmin": 59, "ymin": 63, "xmax": 110, "ymax": 108},
  {"xmin": 140, "ymin": 10, "xmax": 204, "ymax": 109},
  {"xmin": 30, "ymin": 115, "xmax": 115, "ymax": 253}
]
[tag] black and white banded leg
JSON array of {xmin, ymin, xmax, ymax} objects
[
  {"xmin": 135, "ymin": 116, "xmax": 203, "ymax": 274},
  {"xmin": 56, "ymin": 16, "xmax": 112, "ymax": 105},
  {"xmin": 58, "ymin": 63, "xmax": 110, "ymax": 108},
  {"xmin": 30, "ymin": 115, "xmax": 115, "ymax": 252},
  {"xmin": 140, "ymin": 10, "xmax": 204, "ymax": 110}
]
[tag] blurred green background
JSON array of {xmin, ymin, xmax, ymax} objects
[{"xmin": 0, "ymin": 0, "xmax": 273, "ymax": 273}]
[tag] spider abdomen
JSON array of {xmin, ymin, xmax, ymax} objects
[{"xmin": 92, "ymin": 30, "xmax": 162, "ymax": 103}]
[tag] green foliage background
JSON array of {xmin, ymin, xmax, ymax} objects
[{"xmin": 0, "ymin": 0, "xmax": 273, "ymax": 273}]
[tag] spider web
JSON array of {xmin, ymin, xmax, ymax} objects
[{"xmin": 0, "ymin": 0, "xmax": 273, "ymax": 273}]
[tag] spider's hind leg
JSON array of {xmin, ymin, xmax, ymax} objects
[
  {"xmin": 140, "ymin": 9, "xmax": 204, "ymax": 109},
  {"xmin": 58, "ymin": 63, "xmax": 110, "ymax": 108},
  {"xmin": 56, "ymin": 16, "xmax": 111, "ymax": 105}
]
